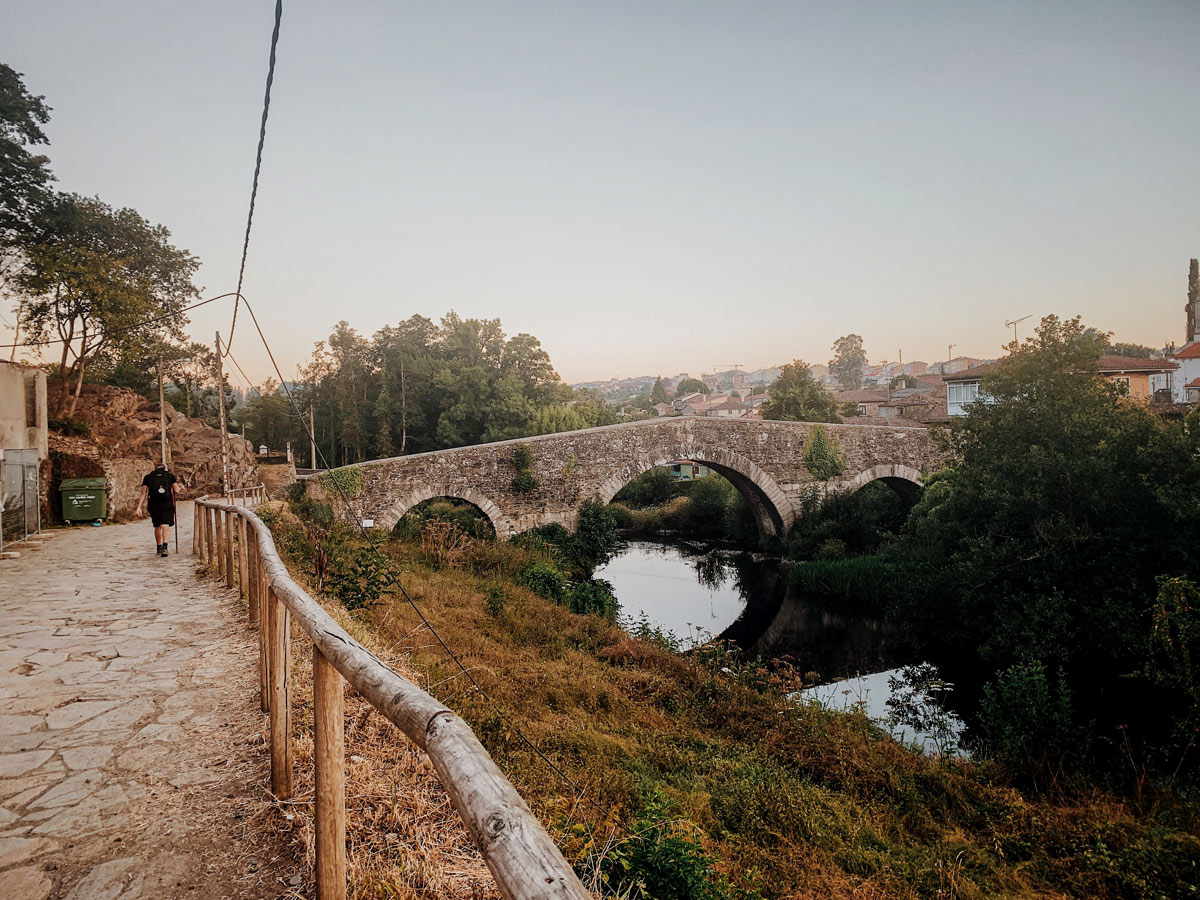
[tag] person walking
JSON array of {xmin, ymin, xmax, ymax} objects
[{"xmin": 135, "ymin": 462, "xmax": 179, "ymax": 557}]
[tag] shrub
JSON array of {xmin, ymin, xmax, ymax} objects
[
  {"xmin": 518, "ymin": 560, "xmax": 566, "ymax": 602},
  {"xmin": 511, "ymin": 444, "xmax": 538, "ymax": 492},
  {"xmin": 325, "ymin": 535, "xmax": 390, "ymax": 611},
  {"xmin": 802, "ymin": 424, "xmax": 845, "ymax": 481},
  {"xmin": 978, "ymin": 659, "xmax": 1087, "ymax": 786},
  {"xmin": 319, "ymin": 465, "xmax": 363, "ymax": 498},
  {"xmin": 48, "ymin": 416, "xmax": 90, "ymax": 436},
  {"xmin": 598, "ymin": 795, "xmax": 759, "ymax": 900},
  {"xmin": 567, "ymin": 578, "xmax": 619, "ymax": 621}
]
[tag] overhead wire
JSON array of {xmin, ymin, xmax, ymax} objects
[
  {"xmin": 0, "ymin": 292, "xmax": 240, "ymax": 351},
  {"xmin": 224, "ymin": 0, "xmax": 284, "ymax": 358},
  {"xmin": 202, "ymin": 0, "xmax": 626, "ymax": 833}
]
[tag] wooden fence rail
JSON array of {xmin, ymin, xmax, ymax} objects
[{"xmin": 192, "ymin": 495, "xmax": 589, "ymax": 900}]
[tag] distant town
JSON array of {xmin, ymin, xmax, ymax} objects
[{"xmin": 575, "ymin": 327, "xmax": 1197, "ymax": 428}]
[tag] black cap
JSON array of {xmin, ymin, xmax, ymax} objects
[{"xmin": 154, "ymin": 462, "xmax": 166, "ymax": 470}]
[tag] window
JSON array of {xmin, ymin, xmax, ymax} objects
[
  {"xmin": 947, "ymin": 381, "xmax": 981, "ymax": 416},
  {"xmin": 857, "ymin": 404, "xmax": 867, "ymax": 415},
  {"xmin": 1110, "ymin": 376, "xmax": 1130, "ymax": 396}
]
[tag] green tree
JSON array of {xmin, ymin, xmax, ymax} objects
[
  {"xmin": 802, "ymin": 424, "xmax": 845, "ymax": 480},
  {"xmin": 0, "ymin": 63, "xmax": 52, "ymax": 245},
  {"xmin": 760, "ymin": 361, "xmax": 841, "ymax": 423},
  {"xmin": 892, "ymin": 315, "xmax": 1200, "ymax": 774},
  {"xmin": 650, "ymin": 376, "xmax": 668, "ymax": 404},
  {"xmin": 673, "ymin": 377, "xmax": 710, "ymax": 398},
  {"xmin": 17, "ymin": 194, "xmax": 200, "ymax": 417},
  {"xmin": 829, "ymin": 334, "xmax": 867, "ymax": 390},
  {"xmin": 1108, "ymin": 341, "xmax": 1156, "ymax": 358}
]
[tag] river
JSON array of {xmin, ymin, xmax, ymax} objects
[{"xmin": 594, "ymin": 538, "xmax": 966, "ymax": 754}]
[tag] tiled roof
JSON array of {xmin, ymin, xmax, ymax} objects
[
  {"xmin": 1171, "ymin": 341, "xmax": 1200, "ymax": 360},
  {"xmin": 1097, "ymin": 355, "xmax": 1177, "ymax": 373},
  {"xmin": 835, "ymin": 390, "xmax": 889, "ymax": 402},
  {"xmin": 1187, "ymin": 377, "xmax": 1200, "ymax": 388},
  {"xmin": 944, "ymin": 355, "xmax": 1176, "ymax": 381}
]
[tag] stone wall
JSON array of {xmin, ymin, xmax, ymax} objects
[{"xmin": 307, "ymin": 417, "xmax": 946, "ymax": 538}]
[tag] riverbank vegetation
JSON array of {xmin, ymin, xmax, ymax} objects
[
  {"xmin": 269, "ymin": 462, "xmax": 1199, "ymax": 895},
  {"xmin": 609, "ymin": 469, "xmax": 759, "ymax": 545},
  {"xmin": 792, "ymin": 317, "xmax": 1200, "ymax": 795}
]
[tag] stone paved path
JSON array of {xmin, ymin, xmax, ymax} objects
[{"xmin": 0, "ymin": 504, "xmax": 301, "ymax": 899}]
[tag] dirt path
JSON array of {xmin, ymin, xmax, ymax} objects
[{"xmin": 0, "ymin": 503, "xmax": 303, "ymax": 899}]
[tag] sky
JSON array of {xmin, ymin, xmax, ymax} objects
[{"xmin": 3, "ymin": 1, "xmax": 1199, "ymax": 386}]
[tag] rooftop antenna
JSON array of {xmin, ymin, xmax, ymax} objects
[{"xmin": 1005, "ymin": 314, "xmax": 1033, "ymax": 344}]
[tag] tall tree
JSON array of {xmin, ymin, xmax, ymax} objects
[
  {"xmin": 0, "ymin": 64, "xmax": 52, "ymax": 243},
  {"xmin": 17, "ymin": 194, "xmax": 199, "ymax": 416},
  {"xmin": 760, "ymin": 360, "xmax": 841, "ymax": 423},
  {"xmin": 829, "ymin": 334, "xmax": 867, "ymax": 390},
  {"xmin": 1188, "ymin": 258, "xmax": 1199, "ymax": 343},
  {"xmin": 673, "ymin": 377, "xmax": 710, "ymax": 398},
  {"xmin": 650, "ymin": 376, "xmax": 668, "ymax": 405},
  {"xmin": 893, "ymin": 315, "xmax": 1200, "ymax": 774}
]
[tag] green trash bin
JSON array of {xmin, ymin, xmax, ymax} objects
[{"xmin": 60, "ymin": 477, "xmax": 108, "ymax": 523}]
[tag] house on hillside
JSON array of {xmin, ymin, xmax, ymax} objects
[
  {"xmin": 835, "ymin": 389, "xmax": 889, "ymax": 416},
  {"xmin": 652, "ymin": 402, "xmax": 675, "ymax": 417},
  {"xmin": 703, "ymin": 398, "xmax": 752, "ymax": 418},
  {"xmin": 1169, "ymin": 341, "xmax": 1200, "ymax": 403},
  {"xmin": 943, "ymin": 355, "xmax": 1178, "ymax": 415},
  {"xmin": 667, "ymin": 460, "xmax": 714, "ymax": 480}
]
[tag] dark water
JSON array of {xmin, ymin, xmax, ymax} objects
[
  {"xmin": 596, "ymin": 539, "xmax": 922, "ymax": 679},
  {"xmin": 596, "ymin": 539, "xmax": 965, "ymax": 751}
]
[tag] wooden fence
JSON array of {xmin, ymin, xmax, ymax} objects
[{"xmin": 192, "ymin": 495, "xmax": 589, "ymax": 900}]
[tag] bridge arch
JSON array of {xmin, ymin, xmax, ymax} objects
[
  {"xmin": 374, "ymin": 486, "xmax": 512, "ymax": 537},
  {"xmin": 596, "ymin": 444, "xmax": 794, "ymax": 537},
  {"xmin": 829, "ymin": 463, "xmax": 925, "ymax": 503}
]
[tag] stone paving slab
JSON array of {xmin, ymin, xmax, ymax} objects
[{"xmin": 0, "ymin": 503, "xmax": 301, "ymax": 898}]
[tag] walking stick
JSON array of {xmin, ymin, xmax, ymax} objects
[{"xmin": 173, "ymin": 490, "xmax": 179, "ymax": 555}]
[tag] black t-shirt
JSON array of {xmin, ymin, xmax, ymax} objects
[{"xmin": 142, "ymin": 470, "xmax": 177, "ymax": 507}]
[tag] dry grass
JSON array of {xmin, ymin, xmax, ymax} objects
[
  {"xmin": 246, "ymin": 508, "xmax": 1200, "ymax": 900},
  {"xmin": 284, "ymin": 598, "xmax": 499, "ymax": 899}
]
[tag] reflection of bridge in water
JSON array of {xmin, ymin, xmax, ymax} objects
[{"xmin": 307, "ymin": 418, "xmax": 946, "ymax": 538}]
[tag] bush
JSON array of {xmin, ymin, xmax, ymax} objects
[
  {"xmin": 511, "ymin": 444, "xmax": 539, "ymax": 492},
  {"xmin": 319, "ymin": 465, "xmax": 363, "ymax": 498},
  {"xmin": 325, "ymin": 534, "xmax": 390, "ymax": 611},
  {"xmin": 48, "ymin": 416, "xmax": 90, "ymax": 436},
  {"xmin": 802, "ymin": 424, "xmax": 845, "ymax": 481},
  {"xmin": 518, "ymin": 560, "xmax": 566, "ymax": 602},
  {"xmin": 598, "ymin": 795, "xmax": 759, "ymax": 900},
  {"xmin": 978, "ymin": 659, "xmax": 1087, "ymax": 786},
  {"xmin": 567, "ymin": 578, "xmax": 619, "ymax": 621}
]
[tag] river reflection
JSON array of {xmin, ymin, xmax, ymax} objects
[
  {"xmin": 595, "ymin": 539, "xmax": 922, "ymax": 682},
  {"xmin": 596, "ymin": 539, "xmax": 964, "ymax": 753}
]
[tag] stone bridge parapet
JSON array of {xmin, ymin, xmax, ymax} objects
[{"xmin": 305, "ymin": 418, "xmax": 946, "ymax": 538}]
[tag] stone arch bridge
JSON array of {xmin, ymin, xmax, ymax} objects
[{"xmin": 305, "ymin": 417, "xmax": 947, "ymax": 538}]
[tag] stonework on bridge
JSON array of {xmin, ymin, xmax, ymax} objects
[{"xmin": 306, "ymin": 418, "xmax": 947, "ymax": 538}]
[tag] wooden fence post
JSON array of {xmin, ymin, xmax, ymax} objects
[
  {"xmin": 192, "ymin": 502, "xmax": 200, "ymax": 556},
  {"xmin": 247, "ymin": 529, "xmax": 260, "ymax": 626},
  {"xmin": 238, "ymin": 515, "xmax": 250, "ymax": 598},
  {"xmin": 267, "ymin": 587, "xmax": 293, "ymax": 798},
  {"xmin": 205, "ymin": 506, "xmax": 214, "ymax": 567},
  {"xmin": 259, "ymin": 566, "xmax": 270, "ymax": 713},
  {"xmin": 313, "ymin": 647, "xmax": 347, "ymax": 900},
  {"xmin": 224, "ymin": 509, "xmax": 235, "ymax": 590},
  {"xmin": 214, "ymin": 509, "xmax": 224, "ymax": 578}
]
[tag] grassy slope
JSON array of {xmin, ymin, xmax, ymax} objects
[{"xmin": 342, "ymin": 533, "xmax": 1198, "ymax": 900}]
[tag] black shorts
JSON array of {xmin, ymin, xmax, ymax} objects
[{"xmin": 149, "ymin": 505, "xmax": 175, "ymax": 527}]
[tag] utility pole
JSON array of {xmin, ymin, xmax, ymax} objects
[
  {"xmin": 309, "ymin": 406, "xmax": 317, "ymax": 470},
  {"xmin": 157, "ymin": 357, "xmax": 170, "ymax": 467},
  {"xmin": 215, "ymin": 331, "xmax": 230, "ymax": 495}
]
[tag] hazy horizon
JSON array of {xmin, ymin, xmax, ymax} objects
[{"xmin": 4, "ymin": 1, "xmax": 1198, "ymax": 387}]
